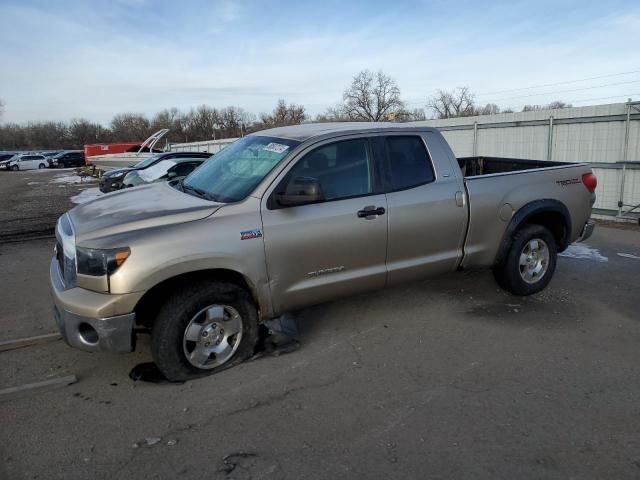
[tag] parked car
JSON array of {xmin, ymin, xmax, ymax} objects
[
  {"xmin": 0, "ymin": 154, "xmax": 18, "ymax": 170},
  {"xmin": 48, "ymin": 150, "xmax": 85, "ymax": 168},
  {"xmin": 122, "ymin": 157, "xmax": 207, "ymax": 188},
  {"xmin": 8, "ymin": 154, "xmax": 48, "ymax": 170},
  {"xmin": 42, "ymin": 150, "xmax": 63, "ymax": 158},
  {"xmin": 0, "ymin": 154, "xmax": 16, "ymax": 169},
  {"xmin": 99, "ymin": 152, "xmax": 212, "ymax": 193},
  {"xmin": 51, "ymin": 123, "xmax": 596, "ymax": 381}
]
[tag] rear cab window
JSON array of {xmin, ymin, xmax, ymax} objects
[{"xmin": 384, "ymin": 136, "xmax": 435, "ymax": 192}]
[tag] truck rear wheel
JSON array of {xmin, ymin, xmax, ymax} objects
[
  {"xmin": 493, "ymin": 224, "xmax": 557, "ymax": 296},
  {"xmin": 151, "ymin": 281, "xmax": 259, "ymax": 381}
]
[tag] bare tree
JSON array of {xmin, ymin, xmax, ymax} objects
[
  {"xmin": 398, "ymin": 108, "xmax": 427, "ymax": 122},
  {"xmin": 218, "ymin": 106, "xmax": 255, "ymax": 137},
  {"xmin": 259, "ymin": 99, "xmax": 306, "ymax": 128},
  {"xmin": 151, "ymin": 108, "xmax": 186, "ymax": 143},
  {"xmin": 477, "ymin": 103, "xmax": 500, "ymax": 116},
  {"xmin": 68, "ymin": 118, "xmax": 104, "ymax": 148},
  {"xmin": 546, "ymin": 101, "xmax": 572, "ymax": 110},
  {"xmin": 522, "ymin": 101, "xmax": 572, "ymax": 112},
  {"xmin": 340, "ymin": 70, "xmax": 404, "ymax": 121},
  {"xmin": 427, "ymin": 87, "xmax": 477, "ymax": 119},
  {"xmin": 110, "ymin": 113, "xmax": 151, "ymax": 141},
  {"xmin": 183, "ymin": 105, "xmax": 220, "ymax": 141}
]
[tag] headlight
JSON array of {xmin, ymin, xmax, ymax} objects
[
  {"xmin": 111, "ymin": 171, "xmax": 126, "ymax": 178},
  {"xmin": 76, "ymin": 247, "xmax": 130, "ymax": 277}
]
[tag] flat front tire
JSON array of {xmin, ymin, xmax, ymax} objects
[
  {"xmin": 151, "ymin": 281, "xmax": 259, "ymax": 381},
  {"xmin": 493, "ymin": 224, "xmax": 558, "ymax": 296}
]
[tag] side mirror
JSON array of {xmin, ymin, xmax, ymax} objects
[
  {"xmin": 276, "ymin": 176, "xmax": 324, "ymax": 206},
  {"xmin": 167, "ymin": 171, "xmax": 177, "ymax": 178}
]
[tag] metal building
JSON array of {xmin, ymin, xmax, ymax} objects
[{"xmin": 411, "ymin": 101, "xmax": 640, "ymax": 221}]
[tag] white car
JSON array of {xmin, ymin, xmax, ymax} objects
[{"xmin": 8, "ymin": 154, "xmax": 48, "ymax": 171}]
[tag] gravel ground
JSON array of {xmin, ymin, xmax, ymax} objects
[
  {"xmin": 0, "ymin": 173, "xmax": 639, "ymax": 480},
  {"xmin": 0, "ymin": 168, "xmax": 97, "ymax": 242}
]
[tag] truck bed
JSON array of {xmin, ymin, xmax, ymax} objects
[{"xmin": 457, "ymin": 156, "xmax": 572, "ymax": 177}]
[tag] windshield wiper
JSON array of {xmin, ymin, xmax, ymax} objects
[{"xmin": 182, "ymin": 182, "xmax": 219, "ymax": 202}]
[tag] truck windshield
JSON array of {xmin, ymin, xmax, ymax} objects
[{"xmin": 182, "ymin": 136, "xmax": 300, "ymax": 202}]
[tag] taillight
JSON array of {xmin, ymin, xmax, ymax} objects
[{"xmin": 582, "ymin": 172, "xmax": 597, "ymax": 193}]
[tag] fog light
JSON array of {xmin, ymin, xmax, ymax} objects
[{"xmin": 78, "ymin": 322, "xmax": 99, "ymax": 345}]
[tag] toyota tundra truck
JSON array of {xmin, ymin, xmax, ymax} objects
[{"xmin": 51, "ymin": 123, "xmax": 597, "ymax": 380}]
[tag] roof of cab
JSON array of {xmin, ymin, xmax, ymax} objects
[{"xmin": 251, "ymin": 122, "xmax": 434, "ymax": 142}]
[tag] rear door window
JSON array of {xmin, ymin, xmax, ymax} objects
[{"xmin": 385, "ymin": 136, "xmax": 435, "ymax": 191}]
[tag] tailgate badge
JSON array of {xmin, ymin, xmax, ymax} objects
[{"xmin": 240, "ymin": 229, "xmax": 262, "ymax": 240}]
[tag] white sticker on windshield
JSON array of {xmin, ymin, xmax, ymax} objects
[{"xmin": 263, "ymin": 143, "xmax": 289, "ymax": 154}]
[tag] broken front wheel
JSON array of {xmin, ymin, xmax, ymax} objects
[{"xmin": 151, "ymin": 281, "xmax": 259, "ymax": 381}]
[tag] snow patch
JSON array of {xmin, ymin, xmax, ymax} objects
[
  {"xmin": 617, "ymin": 252, "xmax": 640, "ymax": 260},
  {"xmin": 559, "ymin": 244, "xmax": 608, "ymax": 262},
  {"xmin": 71, "ymin": 187, "xmax": 103, "ymax": 204},
  {"xmin": 51, "ymin": 173, "xmax": 97, "ymax": 184}
]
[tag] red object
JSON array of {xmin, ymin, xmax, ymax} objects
[
  {"xmin": 84, "ymin": 142, "xmax": 142, "ymax": 163},
  {"xmin": 581, "ymin": 172, "xmax": 597, "ymax": 193}
]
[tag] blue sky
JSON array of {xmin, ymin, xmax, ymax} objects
[{"xmin": 0, "ymin": 0, "xmax": 638, "ymax": 123}]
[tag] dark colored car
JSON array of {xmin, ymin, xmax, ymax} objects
[
  {"xmin": 99, "ymin": 151, "xmax": 212, "ymax": 193},
  {"xmin": 49, "ymin": 150, "xmax": 85, "ymax": 168},
  {"xmin": 43, "ymin": 150, "xmax": 63, "ymax": 158}
]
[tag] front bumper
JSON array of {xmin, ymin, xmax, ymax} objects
[
  {"xmin": 50, "ymin": 258, "xmax": 139, "ymax": 353},
  {"xmin": 54, "ymin": 305, "xmax": 135, "ymax": 353},
  {"xmin": 577, "ymin": 219, "xmax": 595, "ymax": 242}
]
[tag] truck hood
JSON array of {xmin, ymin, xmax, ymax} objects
[{"xmin": 69, "ymin": 182, "xmax": 222, "ymax": 243}]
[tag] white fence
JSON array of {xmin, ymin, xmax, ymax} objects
[
  {"xmin": 412, "ymin": 101, "xmax": 640, "ymax": 220},
  {"xmin": 169, "ymin": 138, "xmax": 236, "ymax": 154}
]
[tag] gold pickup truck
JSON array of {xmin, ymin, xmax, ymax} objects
[{"xmin": 51, "ymin": 123, "xmax": 596, "ymax": 380}]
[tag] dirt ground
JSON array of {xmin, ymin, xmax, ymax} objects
[{"xmin": 1, "ymin": 168, "xmax": 639, "ymax": 480}]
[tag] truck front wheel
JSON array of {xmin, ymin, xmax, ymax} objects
[
  {"xmin": 151, "ymin": 281, "xmax": 259, "ymax": 381},
  {"xmin": 493, "ymin": 224, "xmax": 557, "ymax": 296}
]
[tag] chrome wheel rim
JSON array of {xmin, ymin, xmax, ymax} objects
[
  {"xmin": 182, "ymin": 304, "xmax": 243, "ymax": 369},
  {"xmin": 519, "ymin": 238, "xmax": 550, "ymax": 284}
]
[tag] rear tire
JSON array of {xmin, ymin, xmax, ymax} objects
[
  {"xmin": 493, "ymin": 224, "xmax": 557, "ymax": 296},
  {"xmin": 151, "ymin": 281, "xmax": 259, "ymax": 382}
]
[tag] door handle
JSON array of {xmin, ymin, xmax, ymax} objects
[{"xmin": 357, "ymin": 206, "xmax": 386, "ymax": 218}]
